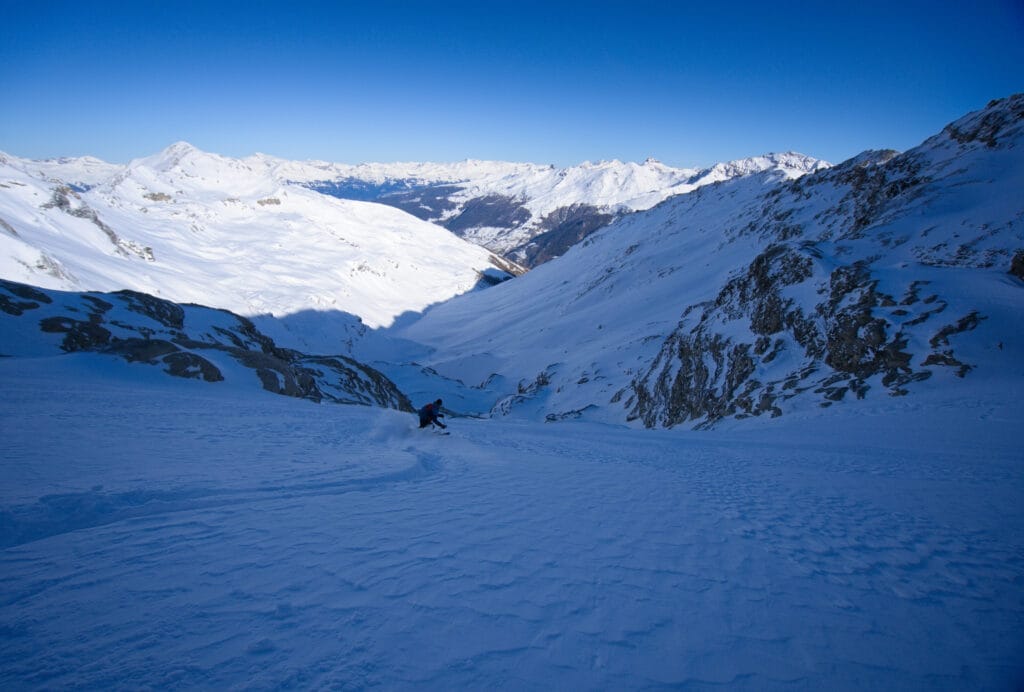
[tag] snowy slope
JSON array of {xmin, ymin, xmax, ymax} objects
[
  {"xmin": 0, "ymin": 153, "xmax": 122, "ymax": 190},
  {"xmin": 0, "ymin": 144, "xmax": 514, "ymax": 329},
  {"xmin": 1, "ymin": 351, "xmax": 1021, "ymax": 690},
  {"xmin": 398, "ymin": 95, "xmax": 1024, "ymax": 427}
]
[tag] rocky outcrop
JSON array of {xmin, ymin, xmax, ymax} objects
[
  {"xmin": 1011, "ymin": 250, "xmax": 1024, "ymax": 280},
  {"xmin": 626, "ymin": 240, "xmax": 986, "ymax": 428},
  {"xmin": 0, "ymin": 279, "xmax": 413, "ymax": 411},
  {"xmin": 42, "ymin": 186, "xmax": 155, "ymax": 261},
  {"xmin": 0, "ymin": 281, "xmax": 52, "ymax": 316},
  {"xmin": 620, "ymin": 95, "xmax": 1024, "ymax": 428},
  {"xmin": 943, "ymin": 96, "xmax": 1024, "ymax": 148}
]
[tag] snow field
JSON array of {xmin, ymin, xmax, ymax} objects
[
  {"xmin": 0, "ymin": 151, "xmax": 506, "ymax": 329},
  {"xmin": 1, "ymin": 358, "xmax": 1021, "ymax": 690}
]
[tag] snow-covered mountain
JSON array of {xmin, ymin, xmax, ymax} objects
[
  {"xmin": 0, "ymin": 144, "xmax": 516, "ymax": 330},
  {"xmin": 4, "ymin": 147, "xmax": 827, "ymax": 268},
  {"xmin": 292, "ymin": 152, "xmax": 828, "ymax": 265},
  {"xmin": 0, "ymin": 153, "xmax": 122, "ymax": 190},
  {"xmin": 398, "ymin": 94, "xmax": 1024, "ymax": 428},
  {"xmin": 1, "ymin": 97, "xmax": 1021, "ymax": 428}
]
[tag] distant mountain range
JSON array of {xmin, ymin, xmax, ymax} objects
[
  {"xmin": 290, "ymin": 152, "xmax": 828, "ymax": 265},
  {"xmin": 1, "ymin": 94, "xmax": 1021, "ymax": 428},
  {"xmin": 0, "ymin": 145, "xmax": 828, "ymax": 269}
]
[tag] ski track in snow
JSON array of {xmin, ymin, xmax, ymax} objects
[{"xmin": 1, "ymin": 369, "xmax": 1022, "ymax": 690}]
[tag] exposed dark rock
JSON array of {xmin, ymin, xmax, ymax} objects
[
  {"xmin": 943, "ymin": 94, "xmax": 1024, "ymax": 149},
  {"xmin": 300, "ymin": 356, "xmax": 414, "ymax": 410},
  {"xmin": 1010, "ymin": 250, "xmax": 1024, "ymax": 280},
  {"xmin": 828, "ymin": 153, "xmax": 928, "ymax": 236},
  {"xmin": 111, "ymin": 338, "xmax": 180, "ymax": 363},
  {"xmin": 627, "ymin": 238, "xmax": 965, "ymax": 428},
  {"xmin": 40, "ymin": 316, "xmax": 113, "ymax": 352},
  {"xmin": 492, "ymin": 368, "xmax": 555, "ymax": 417},
  {"xmin": 0, "ymin": 279, "xmax": 52, "ymax": 315},
  {"xmin": 114, "ymin": 290, "xmax": 186, "ymax": 330},
  {"xmin": 925, "ymin": 312, "xmax": 986, "ymax": 377},
  {"xmin": 929, "ymin": 311, "xmax": 986, "ymax": 348},
  {"xmin": 545, "ymin": 404, "xmax": 598, "ymax": 422},
  {"xmin": 819, "ymin": 262, "xmax": 914, "ymax": 386},
  {"xmin": 445, "ymin": 194, "xmax": 532, "ymax": 234},
  {"xmin": 236, "ymin": 350, "xmax": 319, "ymax": 399},
  {"xmin": 106, "ymin": 338, "xmax": 225, "ymax": 383},
  {"xmin": 0, "ymin": 280, "xmax": 413, "ymax": 411},
  {"xmin": 161, "ymin": 352, "xmax": 224, "ymax": 382},
  {"xmin": 520, "ymin": 204, "xmax": 617, "ymax": 266}
]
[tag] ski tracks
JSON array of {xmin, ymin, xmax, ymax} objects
[
  {"xmin": 1, "ymin": 400, "xmax": 1022, "ymax": 689},
  {"xmin": 0, "ymin": 449, "xmax": 446, "ymax": 551}
]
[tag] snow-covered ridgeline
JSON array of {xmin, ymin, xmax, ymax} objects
[
  {"xmin": 290, "ymin": 151, "xmax": 828, "ymax": 262},
  {"xmin": 0, "ymin": 146, "xmax": 514, "ymax": 330},
  {"xmin": 0, "ymin": 144, "xmax": 829, "ymax": 266}
]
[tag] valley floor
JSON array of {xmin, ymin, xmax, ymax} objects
[{"xmin": 1, "ymin": 357, "xmax": 1022, "ymax": 690}]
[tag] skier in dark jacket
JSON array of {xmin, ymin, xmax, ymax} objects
[{"xmin": 418, "ymin": 399, "xmax": 446, "ymax": 429}]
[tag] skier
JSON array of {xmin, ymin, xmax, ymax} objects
[{"xmin": 418, "ymin": 398, "xmax": 447, "ymax": 430}]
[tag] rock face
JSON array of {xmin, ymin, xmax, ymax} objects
[
  {"xmin": 521, "ymin": 204, "xmax": 618, "ymax": 266},
  {"xmin": 0, "ymin": 279, "xmax": 413, "ymax": 411},
  {"xmin": 624, "ymin": 95, "xmax": 1023, "ymax": 428},
  {"xmin": 625, "ymin": 243, "xmax": 984, "ymax": 428}
]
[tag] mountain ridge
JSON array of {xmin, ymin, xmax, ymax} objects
[
  {"xmin": 1, "ymin": 146, "xmax": 829, "ymax": 267},
  {"xmin": 296, "ymin": 150, "xmax": 828, "ymax": 264},
  {"xmin": 397, "ymin": 94, "xmax": 1024, "ymax": 427},
  {"xmin": 0, "ymin": 150, "xmax": 516, "ymax": 330}
]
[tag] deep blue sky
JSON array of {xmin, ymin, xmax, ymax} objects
[{"xmin": 2, "ymin": 0, "xmax": 1022, "ymax": 167}]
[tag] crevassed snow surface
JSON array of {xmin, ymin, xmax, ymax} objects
[{"xmin": 1, "ymin": 356, "xmax": 1021, "ymax": 690}]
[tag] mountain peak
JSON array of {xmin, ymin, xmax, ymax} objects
[
  {"xmin": 136, "ymin": 141, "xmax": 208, "ymax": 172},
  {"xmin": 165, "ymin": 141, "xmax": 200, "ymax": 155}
]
